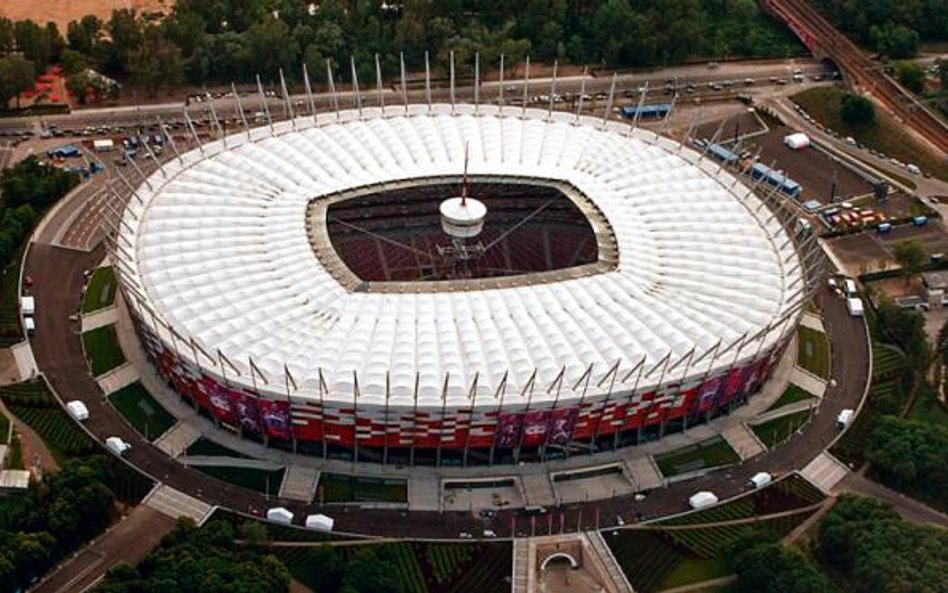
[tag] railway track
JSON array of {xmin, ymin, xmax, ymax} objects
[{"xmin": 762, "ymin": 0, "xmax": 948, "ymax": 158}]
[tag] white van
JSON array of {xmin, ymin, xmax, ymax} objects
[
  {"xmin": 66, "ymin": 400, "xmax": 89, "ymax": 422},
  {"xmin": 843, "ymin": 279, "xmax": 857, "ymax": 297},
  {"xmin": 20, "ymin": 296, "xmax": 35, "ymax": 316},
  {"xmin": 24, "ymin": 316, "xmax": 35, "ymax": 336},
  {"xmin": 105, "ymin": 436, "xmax": 132, "ymax": 456},
  {"xmin": 836, "ymin": 409, "xmax": 855, "ymax": 429},
  {"xmin": 847, "ymin": 297, "xmax": 864, "ymax": 317}
]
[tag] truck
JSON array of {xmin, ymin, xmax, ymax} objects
[
  {"xmin": 93, "ymin": 138, "xmax": 114, "ymax": 152},
  {"xmin": 66, "ymin": 401, "xmax": 89, "ymax": 422},
  {"xmin": 20, "ymin": 295, "xmax": 35, "ymax": 316}
]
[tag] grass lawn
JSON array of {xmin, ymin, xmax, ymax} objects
[
  {"xmin": 765, "ymin": 384, "xmax": 815, "ymax": 412},
  {"xmin": 82, "ymin": 325, "xmax": 126, "ymax": 376},
  {"xmin": 0, "ymin": 245, "xmax": 25, "ymax": 347},
  {"xmin": 5, "ymin": 433, "xmax": 23, "ymax": 469},
  {"xmin": 659, "ymin": 557, "xmax": 731, "ymax": 590},
  {"xmin": 108, "ymin": 382, "xmax": 176, "ymax": 440},
  {"xmin": 317, "ymin": 472, "xmax": 409, "ymax": 503},
  {"xmin": 797, "ymin": 326, "xmax": 830, "ymax": 380},
  {"xmin": 185, "ymin": 437, "xmax": 249, "ymax": 458},
  {"xmin": 82, "ymin": 266, "xmax": 117, "ymax": 313},
  {"xmin": 793, "ymin": 87, "xmax": 948, "ymax": 183},
  {"xmin": 655, "ymin": 436, "xmax": 741, "ymax": 477},
  {"xmin": 194, "ymin": 465, "xmax": 285, "ymax": 496},
  {"xmin": 0, "ymin": 408, "xmax": 9, "ymax": 443},
  {"xmin": 752, "ymin": 409, "xmax": 812, "ymax": 449},
  {"xmin": 908, "ymin": 385, "xmax": 948, "ymax": 429}
]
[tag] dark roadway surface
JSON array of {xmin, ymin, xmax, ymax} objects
[{"xmin": 25, "ymin": 240, "xmax": 869, "ymax": 539}]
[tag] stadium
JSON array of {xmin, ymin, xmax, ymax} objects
[{"xmin": 112, "ymin": 102, "xmax": 811, "ymax": 467}]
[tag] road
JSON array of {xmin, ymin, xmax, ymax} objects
[
  {"xmin": 30, "ymin": 506, "xmax": 176, "ymax": 593},
  {"xmin": 0, "ymin": 59, "xmax": 830, "ymax": 134},
  {"xmin": 837, "ymin": 471, "xmax": 948, "ymax": 529},
  {"xmin": 23, "ymin": 221, "xmax": 871, "ymax": 537}
]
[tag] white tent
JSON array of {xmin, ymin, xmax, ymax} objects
[
  {"xmin": 66, "ymin": 400, "xmax": 89, "ymax": 422},
  {"xmin": 305, "ymin": 513, "xmax": 334, "ymax": 532},
  {"xmin": 266, "ymin": 507, "xmax": 294, "ymax": 525},
  {"xmin": 688, "ymin": 491, "xmax": 719, "ymax": 509},
  {"xmin": 783, "ymin": 132, "xmax": 810, "ymax": 150},
  {"xmin": 748, "ymin": 472, "xmax": 772, "ymax": 489}
]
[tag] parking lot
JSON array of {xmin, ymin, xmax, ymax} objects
[
  {"xmin": 828, "ymin": 221, "xmax": 948, "ymax": 276},
  {"xmin": 747, "ymin": 125, "xmax": 872, "ymax": 205}
]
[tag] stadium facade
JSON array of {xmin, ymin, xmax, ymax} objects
[{"xmin": 112, "ymin": 103, "xmax": 815, "ymax": 466}]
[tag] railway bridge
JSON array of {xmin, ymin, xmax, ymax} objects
[{"xmin": 761, "ymin": 0, "xmax": 948, "ymax": 159}]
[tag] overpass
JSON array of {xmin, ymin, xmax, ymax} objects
[{"xmin": 761, "ymin": 0, "xmax": 948, "ymax": 158}]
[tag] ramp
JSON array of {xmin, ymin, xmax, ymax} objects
[
  {"xmin": 722, "ymin": 424, "xmax": 766, "ymax": 460},
  {"xmin": 279, "ymin": 465, "xmax": 319, "ymax": 502},
  {"xmin": 143, "ymin": 483, "xmax": 215, "ymax": 524},
  {"xmin": 802, "ymin": 452, "xmax": 850, "ymax": 493},
  {"xmin": 623, "ymin": 456, "xmax": 664, "ymax": 491},
  {"xmin": 153, "ymin": 422, "xmax": 199, "ymax": 457}
]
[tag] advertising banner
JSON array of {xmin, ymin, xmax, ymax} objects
[
  {"xmin": 716, "ymin": 367, "xmax": 745, "ymax": 407},
  {"xmin": 203, "ymin": 378, "xmax": 236, "ymax": 425},
  {"xmin": 546, "ymin": 407, "xmax": 579, "ymax": 445},
  {"xmin": 695, "ymin": 376, "xmax": 723, "ymax": 413},
  {"xmin": 258, "ymin": 399, "xmax": 292, "ymax": 440},
  {"xmin": 494, "ymin": 412, "xmax": 524, "ymax": 448},
  {"xmin": 520, "ymin": 410, "xmax": 551, "ymax": 447},
  {"xmin": 227, "ymin": 389, "xmax": 263, "ymax": 436}
]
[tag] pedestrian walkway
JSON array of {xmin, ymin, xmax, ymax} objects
[
  {"xmin": 279, "ymin": 465, "xmax": 319, "ymax": 503},
  {"xmin": 511, "ymin": 538, "xmax": 529, "ymax": 593},
  {"xmin": 81, "ymin": 306, "xmax": 117, "ymax": 332},
  {"xmin": 95, "ymin": 361, "xmax": 139, "ymax": 395},
  {"xmin": 179, "ymin": 455, "xmax": 284, "ymax": 470},
  {"xmin": 801, "ymin": 452, "xmax": 849, "ymax": 493},
  {"xmin": 10, "ymin": 341, "xmax": 37, "ymax": 381},
  {"xmin": 624, "ymin": 456, "xmax": 665, "ymax": 491},
  {"xmin": 552, "ymin": 464, "xmax": 633, "ymax": 505},
  {"xmin": 722, "ymin": 424, "xmax": 766, "ymax": 460},
  {"xmin": 752, "ymin": 398, "xmax": 818, "ymax": 425},
  {"xmin": 154, "ymin": 421, "xmax": 199, "ymax": 458},
  {"xmin": 789, "ymin": 367, "xmax": 827, "ymax": 398},
  {"xmin": 143, "ymin": 483, "xmax": 215, "ymax": 524}
]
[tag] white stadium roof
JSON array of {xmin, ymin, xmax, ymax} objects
[{"xmin": 117, "ymin": 104, "xmax": 803, "ymax": 406}]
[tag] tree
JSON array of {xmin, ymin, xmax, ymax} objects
[
  {"xmin": 896, "ymin": 61, "xmax": 926, "ymax": 94},
  {"xmin": 13, "ymin": 19, "xmax": 53, "ymax": 71},
  {"xmin": 0, "ymin": 57, "xmax": 35, "ymax": 110},
  {"xmin": 840, "ymin": 93, "xmax": 875, "ymax": 128},
  {"xmin": 66, "ymin": 16, "xmax": 103, "ymax": 56},
  {"xmin": 870, "ymin": 23, "xmax": 920, "ymax": 59},
  {"xmin": 894, "ymin": 239, "xmax": 926, "ymax": 284},
  {"xmin": 129, "ymin": 25, "xmax": 184, "ymax": 97},
  {"xmin": 730, "ymin": 536, "xmax": 835, "ymax": 593}
]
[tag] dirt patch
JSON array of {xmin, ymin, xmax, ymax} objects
[{"xmin": 0, "ymin": 0, "xmax": 169, "ymax": 31}]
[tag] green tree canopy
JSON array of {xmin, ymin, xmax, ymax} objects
[{"xmin": 840, "ymin": 93, "xmax": 876, "ymax": 128}]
